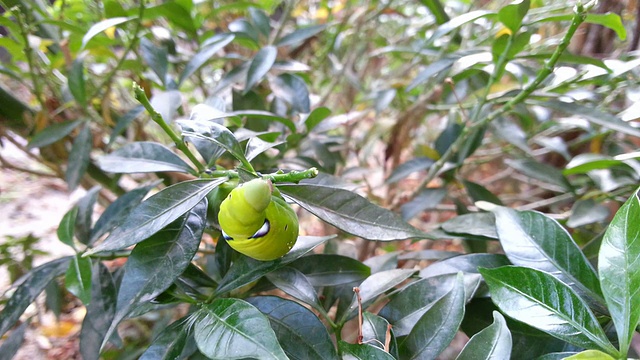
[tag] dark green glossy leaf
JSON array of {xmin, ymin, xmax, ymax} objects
[
  {"xmin": 249, "ymin": 8, "xmax": 270, "ymax": 38},
  {"xmin": 26, "ymin": 119, "xmax": 82, "ymax": 149},
  {"xmin": 463, "ymin": 180, "xmax": 503, "ymax": 205},
  {"xmin": 140, "ymin": 37, "xmax": 168, "ymax": 85},
  {"xmin": 455, "ymin": 311, "xmax": 511, "ymax": 360},
  {"xmin": 420, "ymin": 254, "xmax": 510, "ymax": 278},
  {"xmin": 97, "ymin": 141, "xmax": 193, "ymax": 174},
  {"xmin": 245, "ymin": 137, "xmax": 284, "ymax": 162},
  {"xmin": 379, "ymin": 273, "xmax": 480, "ymax": 336},
  {"xmin": 362, "ymin": 312, "xmax": 398, "ymax": 358},
  {"xmin": 535, "ymin": 353, "xmax": 579, "ymax": 360},
  {"xmin": 288, "ymin": 254, "xmax": 371, "ymax": 287},
  {"xmin": 303, "ymin": 107, "xmax": 331, "ymax": 132},
  {"xmin": 340, "ymin": 269, "xmax": 416, "ymax": 323},
  {"xmin": 498, "ymin": 0, "xmax": 529, "ymax": 32},
  {"xmin": 90, "ymin": 182, "xmax": 160, "ymax": 245},
  {"xmin": 400, "ymin": 188, "xmax": 447, "ymax": 220},
  {"xmin": 564, "ymin": 154, "xmax": 630, "ymax": 175},
  {"xmin": 81, "ymin": 17, "xmax": 131, "ymax": 49},
  {"xmin": 215, "ymin": 235, "xmax": 334, "ymax": 294},
  {"xmin": 398, "ymin": 250, "xmax": 460, "ymax": 261},
  {"xmin": 270, "ymin": 74, "xmax": 310, "ymax": 113},
  {"xmin": 245, "ymin": 46, "xmax": 277, "ymax": 94},
  {"xmin": 58, "ymin": 206, "xmax": 78, "ymax": 249},
  {"xmin": 86, "ymin": 178, "xmax": 225, "ymax": 255},
  {"xmin": 598, "ymin": 189, "xmax": 640, "ymax": 355},
  {"xmin": 0, "ymin": 257, "xmax": 71, "ymax": 337},
  {"xmin": 80, "ymin": 262, "xmax": 117, "ymax": 360},
  {"xmin": 407, "ymin": 57, "xmax": 457, "ymax": 91},
  {"xmin": 480, "ymin": 266, "xmax": 618, "ymax": 356},
  {"xmin": 247, "ymin": 296, "xmax": 339, "ymax": 360},
  {"xmin": 266, "ymin": 267, "xmax": 319, "ymax": 308},
  {"xmin": 102, "ymin": 201, "xmax": 206, "ymax": 349},
  {"xmin": 386, "ymin": 157, "xmax": 435, "ymax": 184},
  {"xmin": 66, "ymin": 123, "xmax": 92, "ymax": 191},
  {"xmin": 64, "ymin": 254, "xmax": 92, "ymax": 305},
  {"xmin": 532, "ymin": 13, "xmax": 626, "ymax": 40},
  {"xmin": 505, "ymin": 158, "xmax": 572, "ymax": 192},
  {"xmin": 566, "ymin": 199, "xmax": 609, "ymax": 228},
  {"xmin": 229, "ymin": 18, "xmax": 260, "ymax": 43},
  {"xmin": 339, "ymin": 341, "xmax": 395, "ymax": 360},
  {"xmin": 177, "ymin": 120, "xmax": 247, "ymax": 164},
  {"xmin": 139, "ymin": 317, "xmax": 197, "ymax": 360},
  {"xmin": 363, "ymin": 252, "xmax": 399, "ymax": 273},
  {"xmin": 491, "ymin": 206, "xmax": 603, "ymax": 304},
  {"xmin": 0, "ymin": 321, "xmax": 27, "ymax": 359},
  {"xmin": 194, "ymin": 298, "xmax": 287, "ymax": 360},
  {"xmin": 231, "ymin": 110, "xmax": 297, "ymax": 132},
  {"xmin": 399, "ymin": 273, "xmax": 465, "ymax": 360},
  {"xmin": 75, "ymin": 186, "xmax": 100, "ymax": 245},
  {"xmin": 108, "ymin": 106, "xmax": 145, "ymax": 147},
  {"xmin": 68, "ymin": 57, "xmax": 86, "ymax": 106},
  {"xmin": 441, "ymin": 213, "xmax": 498, "ymax": 239},
  {"xmin": 276, "ymin": 24, "xmax": 326, "ymax": 47},
  {"xmin": 178, "ymin": 34, "xmax": 235, "ymax": 86},
  {"xmin": 280, "ymin": 184, "xmax": 428, "ymax": 241}
]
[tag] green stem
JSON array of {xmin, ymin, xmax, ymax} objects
[
  {"xmin": 133, "ymin": 83, "xmax": 206, "ymax": 173},
  {"xmin": 14, "ymin": 10, "xmax": 46, "ymax": 110},
  {"xmin": 406, "ymin": 2, "xmax": 589, "ymax": 204},
  {"xmin": 268, "ymin": 0, "xmax": 294, "ymax": 45},
  {"xmin": 262, "ymin": 168, "xmax": 319, "ymax": 183}
]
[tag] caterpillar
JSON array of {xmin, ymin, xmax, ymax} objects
[{"xmin": 218, "ymin": 178, "xmax": 299, "ymax": 261}]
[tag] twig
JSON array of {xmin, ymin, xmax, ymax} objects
[{"xmin": 354, "ymin": 287, "xmax": 363, "ymax": 344}]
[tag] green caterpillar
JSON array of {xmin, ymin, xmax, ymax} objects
[{"xmin": 218, "ymin": 178, "xmax": 299, "ymax": 261}]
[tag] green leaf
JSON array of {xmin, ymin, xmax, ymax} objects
[
  {"xmin": 249, "ymin": 8, "xmax": 270, "ymax": 38},
  {"xmin": 276, "ymin": 24, "xmax": 326, "ymax": 47},
  {"xmin": 150, "ymin": 90, "xmax": 182, "ymax": 124},
  {"xmin": 245, "ymin": 137, "xmax": 285, "ymax": 162},
  {"xmin": 340, "ymin": 269, "xmax": 416, "ymax": 323},
  {"xmin": 139, "ymin": 317, "xmax": 198, "ymax": 360},
  {"xmin": 399, "ymin": 273, "xmax": 465, "ymax": 360},
  {"xmin": 505, "ymin": 158, "xmax": 572, "ymax": 192},
  {"xmin": 386, "ymin": 157, "xmax": 435, "ymax": 184},
  {"xmin": 247, "ymin": 296, "xmax": 339, "ymax": 360},
  {"xmin": 420, "ymin": 254, "xmax": 510, "ymax": 278},
  {"xmin": 245, "ymin": 46, "xmax": 277, "ymax": 93},
  {"xmin": 455, "ymin": 311, "xmax": 512, "ymax": 360},
  {"xmin": 102, "ymin": 202, "xmax": 206, "ymax": 349},
  {"xmin": 532, "ymin": 13, "xmax": 626, "ymax": 40},
  {"xmin": 566, "ymin": 199, "xmax": 609, "ymax": 228},
  {"xmin": 563, "ymin": 153, "xmax": 630, "ymax": 175},
  {"xmin": 0, "ymin": 321, "xmax": 27, "ymax": 358},
  {"xmin": 288, "ymin": 254, "xmax": 371, "ymax": 287},
  {"xmin": 362, "ymin": 312, "xmax": 398, "ymax": 358},
  {"xmin": 64, "ymin": 255, "xmax": 92, "ymax": 305},
  {"xmin": 303, "ymin": 107, "xmax": 331, "ymax": 132},
  {"xmin": 140, "ymin": 37, "xmax": 169, "ymax": 85},
  {"xmin": 279, "ymin": 184, "xmax": 428, "ymax": 241},
  {"xmin": 265, "ymin": 267, "xmax": 319, "ymax": 308},
  {"xmin": 407, "ymin": 57, "xmax": 457, "ymax": 91},
  {"xmin": 194, "ymin": 298, "xmax": 287, "ymax": 360},
  {"xmin": 68, "ymin": 57, "xmax": 87, "ymax": 106},
  {"xmin": 0, "ymin": 257, "xmax": 71, "ymax": 337},
  {"xmin": 480, "ymin": 266, "xmax": 618, "ymax": 356},
  {"xmin": 75, "ymin": 186, "xmax": 100, "ymax": 245},
  {"xmin": 562, "ymin": 350, "xmax": 616, "ymax": 360},
  {"xmin": 81, "ymin": 17, "xmax": 132, "ymax": 49},
  {"xmin": 598, "ymin": 189, "xmax": 640, "ymax": 356},
  {"xmin": 270, "ymin": 74, "xmax": 310, "ymax": 113},
  {"xmin": 400, "ymin": 188, "xmax": 447, "ymax": 220},
  {"xmin": 379, "ymin": 273, "xmax": 480, "ymax": 336},
  {"xmin": 177, "ymin": 120, "xmax": 248, "ymax": 165},
  {"xmin": 108, "ymin": 106, "xmax": 145, "ymax": 147},
  {"xmin": 79, "ymin": 262, "xmax": 117, "ymax": 360},
  {"xmin": 142, "ymin": 2, "xmax": 196, "ymax": 35},
  {"xmin": 463, "ymin": 180, "xmax": 503, "ymax": 205},
  {"xmin": 86, "ymin": 178, "xmax": 225, "ymax": 255},
  {"xmin": 58, "ymin": 206, "xmax": 78, "ymax": 249},
  {"xmin": 498, "ymin": 0, "xmax": 530, "ymax": 32},
  {"xmin": 339, "ymin": 341, "xmax": 395, "ymax": 360},
  {"xmin": 427, "ymin": 10, "xmax": 495, "ymax": 45},
  {"xmin": 97, "ymin": 142, "xmax": 193, "ymax": 174},
  {"xmin": 441, "ymin": 213, "xmax": 498, "ymax": 239},
  {"xmin": 178, "ymin": 34, "xmax": 235, "ymax": 86},
  {"xmin": 490, "ymin": 206, "xmax": 604, "ymax": 305},
  {"xmin": 215, "ymin": 235, "xmax": 334, "ymax": 294},
  {"xmin": 65, "ymin": 123, "xmax": 92, "ymax": 191},
  {"xmin": 26, "ymin": 119, "xmax": 83, "ymax": 149}
]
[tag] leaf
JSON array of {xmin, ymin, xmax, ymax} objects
[
  {"xmin": 427, "ymin": 10, "xmax": 495, "ymax": 45},
  {"xmin": 102, "ymin": 202, "xmax": 206, "ymax": 349},
  {"xmin": 270, "ymin": 74, "xmax": 310, "ymax": 113},
  {"xmin": 505, "ymin": 158, "xmax": 572, "ymax": 192},
  {"xmin": 247, "ymin": 296, "xmax": 339, "ymax": 360},
  {"xmin": 0, "ymin": 257, "xmax": 71, "ymax": 337},
  {"xmin": 75, "ymin": 186, "xmax": 100, "ymax": 245},
  {"xmin": 0, "ymin": 321, "xmax": 27, "ymax": 359},
  {"xmin": 362, "ymin": 312, "xmax": 398, "ymax": 358},
  {"xmin": 400, "ymin": 188, "xmax": 447, "ymax": 220},
  {"xmin": 562, "ymin": 350, "xmax": 616, "ymax": 360},
  {"xmin": 398, "ymin": 273, "xmax": 466, "ymax": 360},
  {"xmin": 178, "ymin": 34, "xmax": 235, "ymax": 86},
  {"xmin": 598, "ymin": 189, "xmax": 640, "ymax": 355},
  {"xmin": 194, "ymin": 298, "xmax": 287, "ymax": 360},
  {"xmin": 58, "ymin": 206, "xmax": 78, "ymax": 249},
  {"xmin": 340, "ymin": 269, "xmax": 416, "ymax": 323},
  {"xmin": 498, "ymin": 0, "xmax": 530, "ymax": 32},
  {"xmin": 68, "ymin": 57, "xmax": 87, "ymax": 106},
  {"xmin": 245, "ymin": 137, "xmax": 285, "ymax": 162},
  {"xmin": 97, "ymin": 142, "xmax": 193, "ymax": 174},
  {"xmin": 420, "ymin": 254, "xmax": 510, "ymax": 278},
  {"xmin": 455, "ymin": 311, "xmax": 512, "ymax": 360},
  {"xmin": 276, "ymin": 24, "xmax": 326, "ymax": 47},
  {"xmin": 532, "ymin": 13, "xmax": 626, "ymax": 40},
  {"xmin": 245, "ymin": 46, "xmax": 277, "ymax": 93},
  {"xmin": 490, "ymin": 206, "xmax": 604, "ymax": 305},
  {"xmin": 566, "ymin": 199, "xmax": 609, "ymax": 228},
  {"xmin": 79, "ymin": 262, "xmax": 117, "ymax": 360},
  {"xmin": 90, "ymin": 182, "xmax": 159, "ymax": 244},
  {"xmin": 288, "ymin": 254, "xmax": 371, "ymax": 287},
  {"xmin": 463, "ymin": 180, "xmax": 503, "ymax": 205},
  {"xmin": 441, "ymin": 213, "xmax": 498, "ymax": 239},
  {"xmin": 140, "ymin": 37, "xmax": 168, "ymax": 85},
  {"xmin": 379, "ymin": 273, "xmax": 480, "ymax": 336},
  {"xmin": 86, "ymin": 178, "xmax": 225, "ymax": 255},
  {"xmin": 386, "ymin": 157, "xmax": 435, "ymax": 184},
  {"xmin": 108, "ymin": 106, "xmax": 145, "ymax": 147},
  {"xmin": 139, "ymin": 317, "xmax": 198, "ymax": 360},
  {"xmin": 479, "ymin": 266, "xmax": 618, "ymax": 356},
  {"xmin": 564, "ymin": 153, "xmax": 629, "ymax": 175},
  {"xmin": 150, "ymin": 90, "xmax": 182, "ymax": 124},
  {"xmin": 339, "ymin": 341, "xmax": 395, "ymax": 360},
  {"xmin": 303, "ymin": 107, "xmax": 331, "ymax": 132},
  {"xmin": 64, "ymin": 255, "xmax": 92, "ymax": 305},
  {"xmin": 26, "ymin": 119, "xmax": 83, "ymax": 149},
  {"xmin": 215, "ymin": 235, "xmax": 334, "ymax": 294},
  {"xmin": 177, "ymin": 120, "xmax": 247, "ymax": 164},
  {"xmin": 249, "ymin": 8, "xmax": 270, "ymax": 38},
  {"xmin": 265, "ymin": 267, "xmax": 319, "ymax": 308},
  {"xmin": 279, "ymin": 184, "xmax": 428, "ymax": 241},
  {"xmin": 81, "ymin": 17, "xmax": 132, "ymax": 49},
  {"xmin": 65, "ymin": 123, "xmax": 92, "ymax": 191},
  {"xmin": 407, "ymin": 57, "xmax": 457, "ymax": 91}
]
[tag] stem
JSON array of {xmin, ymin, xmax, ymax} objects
[
  {"xmin": 405, "ymin": 2, "xmax": 589, "ymax": 204},
  {"xmin": 262, "ymin": 168, "xmax": 319, "ymax": 183},
  {"xmin": 268, "ymin": 0, "xmax": 294, "ymax": 45},
  {"xmin": 14, "ymin": 10, "xmax": 46, "ymax": 110},
  {"xmin": 133, "ymin": 83, "xmax": 206, "ymax": 173}
]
